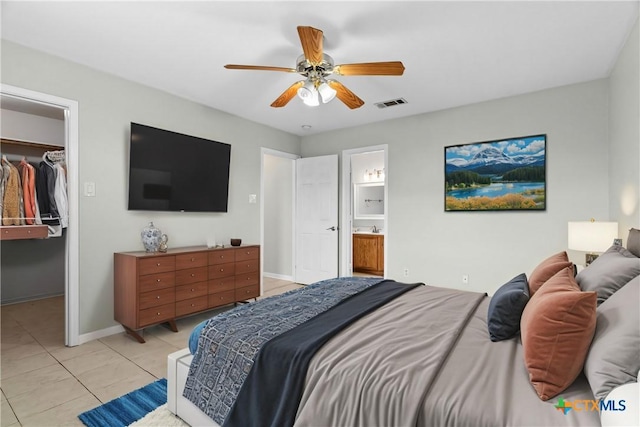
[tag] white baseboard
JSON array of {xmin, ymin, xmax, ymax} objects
[
  {"xmin": 78, "ymin": 324, "xmax": 124, "ymax": 345},
  {"xmin": 263, "ymin": 272, "xmax": 294, "ymax": 282}
]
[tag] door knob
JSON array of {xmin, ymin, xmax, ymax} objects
[{"xmin": 326, "ymin": 226, "xmax": 337, "ymax": 231}]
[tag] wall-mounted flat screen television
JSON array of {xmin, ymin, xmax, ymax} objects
[{"xmin": 128, "ymin": 123, "xmax": 231, "ymax": 212}]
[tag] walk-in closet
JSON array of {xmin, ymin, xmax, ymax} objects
[{"xmin": 1, "ymin": 93, "xmax": 69, "ymax": 346}]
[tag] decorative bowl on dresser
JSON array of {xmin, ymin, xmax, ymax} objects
[{"xmin": 114, "ymin": 245, "xmax": 260, "ymax": 343}]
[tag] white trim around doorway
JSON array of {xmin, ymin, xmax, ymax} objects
[
  {"xmin": 340, "ymin": 145, "xmax": 389, "ymax": 278},
  {"xmin": 260, "ymin": 148, "xmax": 300, "ymax": 290},
  {"xmin": 1, "ymin": 84, "xmax": 80, "ymax": 346}
]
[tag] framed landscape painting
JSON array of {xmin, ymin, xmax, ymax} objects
[{"xmin": 445, "ymin": 134, "xmax": 546, "ymax": 211}]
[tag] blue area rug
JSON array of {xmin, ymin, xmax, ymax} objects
[{"xmin": 79, "ymin": 378, "xmax": 167, "ymax": 427}]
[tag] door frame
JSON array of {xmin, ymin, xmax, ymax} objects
[
  {"xmin": 340, "ymin": 145, "xmax": 388, "ymax": 277},
  {"xmin": 260, "ymin": 148, "xmax": 299, "ymax": 286},
  {"xmin": 1, "ymin": 84, "xmax": 80, "ymax": 346}
]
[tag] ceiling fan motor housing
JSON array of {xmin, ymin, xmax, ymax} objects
[{"xmin": 296, "ymin": 54, "xmax": 335, "ymax": 77}]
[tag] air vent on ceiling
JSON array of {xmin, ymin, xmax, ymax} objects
[{"xmin": 374, "ymin": 98, "xmax": 408, "ymax": 109}]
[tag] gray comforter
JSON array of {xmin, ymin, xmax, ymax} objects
[{"xmin": 294, "ymin": 285, "xmax": 600, "ymax": 427}]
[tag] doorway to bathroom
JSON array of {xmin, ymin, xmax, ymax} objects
[{"xmin": 340, "ymin": 145, "xmax": 388, "ymax": 278}]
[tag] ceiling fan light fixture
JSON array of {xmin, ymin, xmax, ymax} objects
[
  {"xmin": 297, "ymin": 80, "xmax": 320, "ymax": 106},
  {"xmin": 318, "ymin": 81, "xmax": 337, "ymax": 104}
]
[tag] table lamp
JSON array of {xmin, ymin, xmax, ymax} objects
[{"xmin": 568, "ymin": 219, "xmax": 618, "ymax": 265}]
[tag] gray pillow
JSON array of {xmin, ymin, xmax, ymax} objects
[
  {"xmin": 576, "ymin": 245, "xmax": 640, "ymax": 305},
  {"xmin": 583, "ymin": 276, "xmax": 639, "ymax": 400},
  {"xmin": 628, "ymin": 228, "xmax": 640, "ymax": 258}
]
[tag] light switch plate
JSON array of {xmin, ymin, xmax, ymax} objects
[
  {"xmin": 249, "ymin": 194, "xmax": 257, "ymax": 204},
  {"xmin": 84, "ymin": 182, "xmax": 96, "ymax": 197}
]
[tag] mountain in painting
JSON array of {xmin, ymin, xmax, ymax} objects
[{"xmin": 445, "ymin": 147, "xmax": 543, "ymax": 174}]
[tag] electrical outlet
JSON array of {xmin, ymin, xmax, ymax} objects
[
  {"xmin": 462, "ymin": 274, "xmax": 469, "ymax": 284},
  {"xmin": 404, "ymin": 268, "xmax": 409, "ymax": 277}
]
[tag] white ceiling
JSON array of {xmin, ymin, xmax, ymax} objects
[{"xmin": 1, "ymin": 1, "xmax": 638, "ymax": 136}]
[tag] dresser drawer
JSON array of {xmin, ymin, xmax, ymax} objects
[
  {"xmin": 235, "ymin": 259, "xmax": 259, "ymax": 275},
  {"xmin": 139, "ymin": 272, "xmax": 175, "ymax": 293},
  {"xmin": 235, "ymin": 284, "xmax": 260, "ymax": 301},
  {"xmin": 235, "ymin": 246, "xmax": 260, "ymax": 262},
  {"xmin": 235, "ymin": 272, "xmax": 259, "ymax": 287},
  {"xmin": 208, "ymin": 277, "xmax": 236, "ymax": 293},
  {"xmin": 139, "ymin": 256, "xmax": 176, "ymax": 276},
  {"xmin": 139, "ymin": 287, "xmax": 175, "ymax": 310},
  {"xmin": 208, "ymin": 249, "xmax": 236, "ymax": 265},
  {"xmin": 176, "ymin": 296, "xmax": 208, "ymax": 317},
  {"xmin": 176, "ymin": 282, "xmax": 208, "ymax": 301},
  {"xmin": 176, "ymin": 252, "xmax": 208, "ymax": 270},
  {"xmin": 175, "ymin": 267, "xmax": 208, "ymax": 286},
  {"xmin": 208, "ymin": 262, "xmax": 236, "ymax": 279},
  {"xmin": 208, "ymin": 290, "xmax": 235, "ymax": 308},
  {"xmin": 139, "ymin": 303, "xmax": 175, "ymax": 327}
]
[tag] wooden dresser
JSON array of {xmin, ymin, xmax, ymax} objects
[{"xmin": 114, "ymin": 245, "xmax": 260, "ymax": 343}]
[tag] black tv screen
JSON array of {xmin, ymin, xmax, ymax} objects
[{"xmin": 128, "ymin": 123, "xmax": 231, "ymax": 212}]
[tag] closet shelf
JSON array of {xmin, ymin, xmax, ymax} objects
[
  {"xmin": 0, "ymin": 225, "xmax": 49, "ymax": 241},
  {"xmin": 1, "ymin": 138, "xmax": 64, "ymax": 151}
]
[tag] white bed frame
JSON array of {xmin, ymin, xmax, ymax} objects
[
  {"xmin": 167, "ymin": 348, "xmax": 219, "ymax": 427},
  {"xmin": 168, "ymin": 348, "xmax": 638, "ymax": 427}
]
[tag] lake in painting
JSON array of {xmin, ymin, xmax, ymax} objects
[{"xmin": 445, "ymin": 135, "xmax": 546, "ymax": 211}]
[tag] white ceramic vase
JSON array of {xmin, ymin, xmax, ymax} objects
[{"xmin": 141, "ymin": 222, "xmax": 162, "ymax": 252}]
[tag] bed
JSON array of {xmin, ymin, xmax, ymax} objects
[{"xmin": 167, "ymin": 230, "xmax": 640, "ymax": 427}]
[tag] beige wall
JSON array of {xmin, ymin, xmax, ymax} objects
[
  {"xmin": 1, "ymin": 40, "xmax": 300, "ymax": 334},
  {"xmin": 301, "ymin": 80, "xmax": 611, "ymax": 294}
]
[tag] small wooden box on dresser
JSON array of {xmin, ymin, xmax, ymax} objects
[{"xmin": 114, "ymin": 245, "xmax": 260, "ymax": 343}]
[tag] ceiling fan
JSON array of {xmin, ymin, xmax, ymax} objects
[{"xmin": 224, "ymin": 26, "xmax": 405, "ymax": 109}]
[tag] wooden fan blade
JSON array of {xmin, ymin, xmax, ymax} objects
[
  {"xmin": 225, "ymin": 64, "xmax": 296, "ymax": 73},
  {"xmin": 297, "ymin": 26, "xmax": 324, "ymax": 64},
  {"xmin": 271, "ymin": 81, "xmax": 305, "ymax": 108},
  {"xmin": 327, "ymin": 80, "xmax": 364, "ymax": 109},
  {"xmin": 334, "ymin": 61, "xmax": 405, "ymax": 76}
]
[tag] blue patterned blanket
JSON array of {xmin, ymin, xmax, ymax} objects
[{"xmin": 182, "ymin": 276, "xmax": 385, "ymax": 425}]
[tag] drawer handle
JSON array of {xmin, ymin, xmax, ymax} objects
[
  {"xmin": 190, "ymin": 273, "xmax": 195, "ymax": 277},
  {"xmin": 28, "ymin": 230, "xmax": 31, "ymax": 234},
  {"xmin": 191, "ymin": 303, "xmax": 195, "ymax": 307},
  {"xmin": 156, "ymin": 296, "xmax": 160, "ymax": 299},
  {"xmin": 191, "ymin": 288, "xmax": 194, "ymax": 292},
  {"xmin": 220, "ymin": 268, "xmax": 224, "ymax": 272},
  {"xmin": 190, "ymin": 257, "xmax": 195, "ymax": 261},
  {"xmin": 156, "ymin": 263, "xmax": 161, "ymax": 266},
  {"xmin": 220, "ymin": 255, "xmax": 224, "ymax": 259},
  {"xmin": 246, "ymin": 277, "xmax": 250, "ymax": 280},
  {"xmin": 246, "ymin": 290, "xmax": 251, "ymax": 294},
  {"xmin": 156, "ymin": 279, "xmax": 161, "ymax": 282},
  {"xmin": 246, "ymin": 251, "xmax": 250, "ymax": 255},
  {"xmin": 157, "ymin": 312, "xmax": 160, "ymax": 315}
]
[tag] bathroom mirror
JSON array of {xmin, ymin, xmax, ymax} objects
[{"xmin": 354, "ymin": 182, "xmax": 385, "ymax": 219}]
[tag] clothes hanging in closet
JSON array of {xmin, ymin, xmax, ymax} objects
[
  {"xmin": 18, "ymin": 159, "xmax": 38, "ymax": 225},
  {"xmin": 0, "ymin": 151, "xmax": 67, "ymax": 230},
  {"xmin": 2, "ymin": 157, "xmax": 25, "ymax": 226}
]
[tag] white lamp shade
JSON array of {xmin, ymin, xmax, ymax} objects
[
  {"xmin": 297, "ymin": 81, "xmax": 319, "ymax": 106},
  {"xmin": 568, "ymin": 221, "xmax": 618, "ymax": 252},
  {"xmin": 318, "ymin": 82, "xmax": 336, "ymax": 103}
]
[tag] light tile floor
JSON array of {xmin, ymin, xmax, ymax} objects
[{"xmin": 0, "ymin": 277, "xmax": 301, "ymax": 427}]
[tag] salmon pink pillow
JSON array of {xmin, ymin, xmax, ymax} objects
[
  {"xmin": 528, "ymin": 251, "xmax": 573, "ymax": 296},
  {"xmin": 521, "ymin": 267, "xmax": 597, "ymax": 401}
]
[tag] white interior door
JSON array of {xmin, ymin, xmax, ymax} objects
[{"xmin": 295, "ymin": 155, "xmax": 338, "ymax": 284}]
